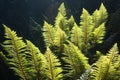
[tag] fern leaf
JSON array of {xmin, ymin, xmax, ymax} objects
[
  {"xmin": 92, "ymin": 23, "xmax": 105, "ymax": 44},
  {"xmin": 55, "ymin": 12, "xmax": 68, "ymax": 31},
  {"xmin": 63, "ymin": 41, "xmax": 90, "ymax": 79},
  {"xmin": 55, "ymin": 3, "xmax": 68, "ymax": 33},
  {"xmin": 80, "ymin": 8, "xmax": 93, "ymax": 50},
  {"xmin": 89, "ymin": 43, "xmax": 120, "ymax": 80},
  {"xmin": 54, "ymin": 27, "xmax": 67, "ymax": 52},
  {"xmin": 26, "ymin": 40, "xmax": 46, "ymax": 80},
  {"xmin": 43, "ymin": 21, "xmax": 55, "ymax": 47},
  {"xmin": 67, "ymin": 16, "xmax": 75, "ymax": 30},
  {"xmin": 92, "ymin": 9, "xmax": 100, "ymax": 28},
  {"xmin": 2, "ymin": 25, "xmax": 29, "ymax": 80},
  {"xmin": 98, "ymin": 3, "xmax": 108, "ymax": 24},
  {"xmin": 44, "ymin": 47, "xmax": 63, "ymax": 80},
  {"xmin": 58, "ymin": 2, "xmax": 66, "ymax": 17},
  {"xmin": 92, "ymin": 3, "xmax": 108, "ymax": 28},
  {"xmin": 70, "ymin": 23, "xmax": 82, "ymax": 48}
]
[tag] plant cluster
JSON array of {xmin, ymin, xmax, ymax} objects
[{"xmin": 0, "ymin": 3, "xmax": 120, "ymax": 80}]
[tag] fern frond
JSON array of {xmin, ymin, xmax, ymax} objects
[
  {"xmin": 79, "ymin": 8, "xmax": 93, "ymax": 50},
  {"xmin": 98, "ymin": 3, "xmax": 108, "ymax": 25},
  {"xmin": 44, "ymin": 47, "xmax": 63, "ymax": 80},
  {"xmin": 67, "ymin": 15, "xmax": 75, "ymax": 30},
  {"xmin": 58, "ymin": 3, "xmax": 66, "ymax": 17},
  {"xmin": 63, "ymin": 41, "xmax": 90, "ymax": 79},
  {"xmin": 55, "ymin": 2, "xmax": 68, "ymax": 34},
  {"xmin": 43, "ymin": 21, "xmax": 55, "ymax": 47},
  {"xmin": 70, "ymin": 23, "xmax": 82, "ymax": 48},
  {"xmin": 2, "ymin": 25, "xmax": 29, "ymax": 80},
  {"xmin": 92, "ymin": 23, "xmax": 105, "ymax": 44},
  {"xmin": 54, "ymin": 27, "xmax": 67, "ymax": 52},
  {"xmin": 89, "ymin": 43, "xmax": 120, "ymax": 80},
  {"xmin": 55, "ymin": 12, "xmax": 68, "ymax": 31},
  {"xmin": 26, "ymin": 40, "xmax": 46, "ymax": 80},
  {"xmin": 92, "ymin": 3, "xmax": 108, "ymax": 28}
]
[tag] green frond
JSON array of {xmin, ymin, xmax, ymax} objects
[
  {"xmin": 63, "ymin": 41, "xmax": 90, "ymax": 79},
  {"xmin": 44, "ymin": 47, "xmax": 63, "ymax": 80},
  {"xmin": 55, "ymin": 12, "xmax": 68, "ymax": 31},
  {"xmin": 89, "ymin": 43, "xmax": 120, "ymax": 80},
  {"xmin": 99, "ymin": 3, "xmax": 108, "ymax": 24},
  {"xmin": 2, "ymin": 25, "xmax": 29, "ymax": 80},
  {"xmin": 92, "ymin": 3, "xmax": 108, "ymax": 28},
  {"xmin": 55, "ymin": 3, "xmax": 68, "ymax": 33},
  {"xmin": 92, "ymin": 23, "xmax": 106, "ymax": 44},
  {"xmin": 65, "ymin": 15, "xmax": 75, "ymax": 37},
  {"xmin": 43, "ymin": 21, "xmax": 55, "ymax": 47},
  {"xmin": 67, "ymin": 15, "xmax": 75, "ymax": 30},
  {"xmin": 80, "ymin": 8, "xmax": 94, "ymax": 50},
  {"xmin": 26, "ymin": 40, "xmax": 47, "ymax": 80},
  {"xmin": 54, "ymin": 27, "xmax": 67, "ymax": 51},
  {"xmin": 58, "ymin": 2, "xmax": 66, "ymax": 17},
  {"xmin": 92, "ymin": 9, "xmax": 100, "ymax": 28},
  {"xmin": 70, "ymin": 23, "xmax": 82, "ymax": 48}
]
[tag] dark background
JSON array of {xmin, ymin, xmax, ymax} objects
[{"xmin": 0, "ymin": 0, "xmax": 120, "ymax": 79}]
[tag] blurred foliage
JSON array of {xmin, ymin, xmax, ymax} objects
[{"xmin": 0, "ymin": 0, "xmax": 120, "ymax": 80}]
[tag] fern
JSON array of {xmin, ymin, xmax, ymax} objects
[
  {"xmin": 79, "ymin": 8, "xmax": 93, "ymax": 51},
  {"xmin": 67, "ymin": 16, "xmax": 75, "ymax": 30},
  {"xmin": 62, "ymin": 41, "xmax": 90, "ymax": 79},
  {"xmin": 2, "ymin": 25, "xmax": 29, "ymax": 80},
  {"xmin": 55, "ymin": 3, "xmax": 68, "ymax": 33},
  {"xmin": 91, "ymin": 23, "xmax": 106, "ymax": 44},
  {"xmin": 43, "ymin": 21, "xmax": 55, "ymax": 47},
  {"xmin": 98, "ymin": 3, "xmax": 108, "ymax": 25},
  {"xmin": 26, "ymin": 40, "xmax": 46, "ymax": 80},
  {"xmin": 92, "ymin": 3, "xmax": 108, "ymax": 28},
  {"xmin": 89, "ymin": 43, "xmax": 120, "ymax": 80},
  {"xmin": 44, "ymin": 47, "xmax": 63, "ymax": 80},
  {"xmin": 54, "ymin": 27, "xmax": 67, "ymax": 53},
  {"xmin": 58, "ymin": 3, "xmax": 66, "ymax": 17},
  {"xmin": 70, "ymin": 23, "xmax": 82, "ymax": 48}
]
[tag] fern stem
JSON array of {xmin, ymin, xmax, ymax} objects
[{"xmin": 48, "ymin": 53, "xmax": 54, "ymax": 80}]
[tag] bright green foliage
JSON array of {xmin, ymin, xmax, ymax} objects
[
  {"xmin": 2, "ymin": 25, "xmax": 29, "ymax": 80},
  {"xmin": 54, "ymin": 27, "xmax": 67, "ymax": 49},
  {"xmin": 43, "ymin": 21, "xmax": 55, "ymax": 47},
  {"xmin": 44, "ymin": 47, "xmax": 63, "ymax": 80},
  {"xmin": 67, "ymin": 16, "xmax": 75, "ymax": 30},
  {"xmin": 70, "ymin": 23, "xmax": 82, "ymax": 48},
  {"xmin": 26, "ymin": 40, "xmax": 46, "ymax": 80},
  {"xmin": 92, "ymin": 3, "xmax": 108, "ymax": 28},
  {"xmin": 92, "ymin": 23, "xmax": 105, "ymax": 44},
  {"xmin": 55, "ymin": 3, "xmax": 68, "ymax": 33},
  {"xmin": 1, "ymin": 2, "xmax": 118, "ymax": 80},
  {"xmin": 63, "ymin": 41, "xmax": 90, "ymax": 79},
  {"xmin": 58, "ymin": 3, "xmax": 66, "ymax": 17},
  {"xmin": 79, "ymin": 8, "xmax": 93, "ymax": 50},
  {"xmin": 89, "ymin": 43, "xmax": 120, "ymax": 80}
]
